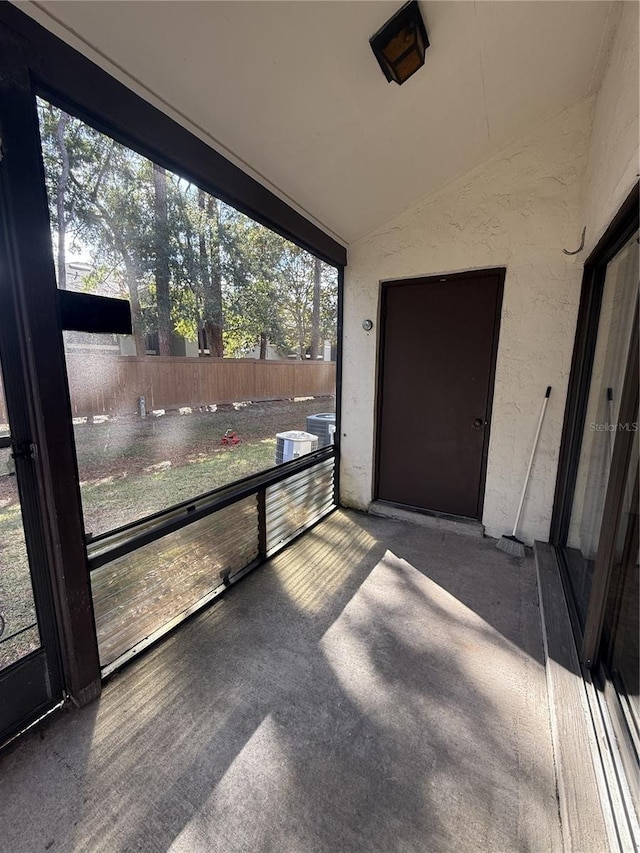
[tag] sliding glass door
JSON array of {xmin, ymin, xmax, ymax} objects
[
  {"xmin": 600, "ymin": 391, "xmax": 639, "ymax": 809},
  {"xmin": 564, "ymin": 230, "xmax": 638, "ymax": 629},
  {"xmin": 554, "ymin": 197, "xmax": 639, "ymax": 826}
]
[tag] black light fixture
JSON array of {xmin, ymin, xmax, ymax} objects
[{"xmin": 369, "ymin": 0, "xmax": 429, "ymax": 86}]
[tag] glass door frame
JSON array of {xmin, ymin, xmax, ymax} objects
[
  {"xmin": 0, "ymin": 303, "xmax": 64, "ymax": 742},
  {"xmin": 550, "ymin": 184, "xmax": 639, "ymax": 827},
  {"xmin": 0, "ymin": 52, "xmax": 103, "ymax": 739},
  {"xmin": 550, "ymin": 182, "xmax": 639, "ymax": 653},
  {"xmin": 0, "ymin": 3, "xmax": 346, "ymax": 741},
  {"xmin": 0, "ymin": 100, "xmax": 67, "ymax": 741},
  {"xmin": 580, "ymin": 306, "xmax": 638, "ymax": 666}
]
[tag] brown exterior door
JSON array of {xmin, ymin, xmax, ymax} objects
[{"xmin": 376, "ymin": 269, "xmax": 504, "ymax": 519}]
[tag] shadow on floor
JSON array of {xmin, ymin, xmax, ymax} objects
[{"xmin": 0, "ymin": 510, "xmax": 561, "ymax": 853}]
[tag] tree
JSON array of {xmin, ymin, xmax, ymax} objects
[
  {"xmin": 223, "ymin": 214, "xmax": 288, "ymax": 358},
  {"xmin": 53, "ymin": 110, "xmax": 70, "ymax": 289},
  {"xmin": 39, "ymin": 101, "xmax": 152, "ymax": 354},
  {"xmin": 198, "ymin": 190, "xmax": 224, "ymax": 357},
  {"xmin": 38, "ymin": 102, "xmax": 85, "ymax": 289},
  {"xmin": 153, "ymin": 164, "xmax": 172, "ymax": 356},
  {"xmin": 37, "ymin": 98, "xmax": 338, "ymax": 365},
  {"xmin": 80, "ymin": 147, "xmax": 154, "ymax": 355},
  {"xmin": 310, "ymin": 256, "xmax": 322, "ymax": 359}
]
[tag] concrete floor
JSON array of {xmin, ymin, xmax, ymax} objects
[{"xmin": 0, "ymin": 510, "xmax": 561, "ymax": 852}]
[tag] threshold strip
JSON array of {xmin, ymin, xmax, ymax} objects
[{"xmin": 0, "ymin": 699, "xmax": 65, "ymax": 753}]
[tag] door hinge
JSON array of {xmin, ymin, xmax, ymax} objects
[{"xmin": 11, "ymin": 440, "xmax": 38, "ymax": 461}]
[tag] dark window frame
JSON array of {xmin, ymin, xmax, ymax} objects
[
  {"xmin": 0, "ymin": 5, "xmax": 345, "ymax": 705},
  {"xmin": 581, "ymin": 304, "xmax": 638, "ymax": 667},
  {"xmin": 0, "ymin": 4, "xmax": 346, "ymax": 269},
  {"xmin": 38, "ymin": 88, "xmax": 342, "ymax": 546},
  {"xmin": 550, "ymin": 183, "xmax": 639, "ymax": 548},
  {"xmin": 548, "ymin": 184, "xmax": 639, "ymax": 837},
  {"xmin": 549, "ymin": 183, "xmax": 638, "ymax": 651}
]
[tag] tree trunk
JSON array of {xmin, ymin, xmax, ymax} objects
[
  {"xmin": 123, "ymin": 254, "xmax": 146, "ymax": 356},
  {"xmin": 259, "ymin": 332, "xmax": 268, "ymax": 360},
  {"xmin": 54, "ymin": 111, "xmax": 70, "ymax": 289},
  {"xmin": 92, "ymin": 198, "xmax": 146, "ymax": 356},
  {"xmin": 198, "ymin": 192, "xmax": 224, "ymax": 357},
  {"xmin": 207, "ymin": 197, "xmax": 224, "ymax": 358},
  {"xmin": 310, "ymin": 256, "xmax": 321, "ymax": 359},
  {"xmin": 153, "ymin": 164, "xmax": 172, "ymax": 356}
]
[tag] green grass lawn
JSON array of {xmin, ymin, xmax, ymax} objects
[
  {"xmin": 0, "ymin": 396, "xmax": 334, "ymax": 667},
  {"xmin": 74, "ymin": 397, "xmax": 332, "ymax": 535},
  {"xmin": 0, "ymin": 438, "xmax": 276, "ymax": 667},
  {"xmin": 81, "ymin": 438, "xmax": 277, "ymax": 536},
  {"xmin": 0, "ymin": 476, "xmax": 39, "ymax": 669}
]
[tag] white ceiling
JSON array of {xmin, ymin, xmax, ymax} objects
[{"xmin": 20, "ymin": 1, "xmax": 617, "ymax": 245}]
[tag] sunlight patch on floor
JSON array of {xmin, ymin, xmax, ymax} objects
[
  {"xmin": 166, "ymin": 714, "xmax": 288, "ymax": 852},
  {"xmin": 320, "ymin": 549, "xmax": 540, "ymax": 725},
  {"xmin": 270, "ymin": 513, "xmax": 377, "ymax": 614}
]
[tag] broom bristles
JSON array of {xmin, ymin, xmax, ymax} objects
[{"xmin": 496, "ymin": 534, "xmax": 526, "ymax": 559}]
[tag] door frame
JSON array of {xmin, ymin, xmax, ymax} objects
[
  {"xmin": 0, "ymin": 3, "xmax": 347, "ymax": 740},
  {"xmin": 373, "ymin": 267, "xmax": 505, "ymax": 521},
  {"xmin": 545, "ymin": 185, "xmax": 640, "ymax": 840},
  {"xmin": 549, "ymin": 184, "xmax": 639, "ymax": 647},
  {"xmin": 550, "ymin": 183, "xmax": 639, "ymax": 547},
  {"xmin": 0, "ymin": 101, "xmax": 67, "ymax": 740},
  {"xmin": 0, "ymin": 59, "xmax": 103, "ymax": 723},
  {"xmin": 581, "ymin": 300, "xmax": 638, "ymax": 667}
]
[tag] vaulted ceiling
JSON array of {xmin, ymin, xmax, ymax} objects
[{"xmin": 19, "ymin": 1, "xmax": 618, "ymax": 245}]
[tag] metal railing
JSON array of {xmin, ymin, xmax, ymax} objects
[{"xmin": 88, "ymin": 447, "xmax": 337, "ymax": 675}]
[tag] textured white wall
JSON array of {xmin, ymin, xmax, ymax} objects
[
  {"xmin": 340, "ymin": 99, "xmax": 594, "ymax": 543},
  {"xmin": 581, "ymin": 1, "xmax": 639, "ymax": 254}
]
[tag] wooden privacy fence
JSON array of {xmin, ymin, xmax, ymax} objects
[{"xmin": 55, "ymin": 355, "xmax": 336, "ymax": 418}]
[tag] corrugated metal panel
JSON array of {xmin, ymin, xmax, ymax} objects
[
  {"xmin": 87, "ymin": 483, "xmax": 250, "ymax": 565},
  {"xmin": 266, "ymin": 457, "xmax": 335, "ymax": 555},
  {"xmin": 91, "ymin": 496, "xmax": 258, "ymax": 669}
]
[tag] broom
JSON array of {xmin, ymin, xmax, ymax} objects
[{"xmin": 497, "ymin": 386, "xmax": 551, "ymax": 558}]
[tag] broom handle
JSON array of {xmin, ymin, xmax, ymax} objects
[{"xmin": 512, "ymin": 387, "xmax": 551, "ymax": 537}]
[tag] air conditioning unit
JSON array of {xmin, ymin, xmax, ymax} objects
[
  {"xmin": 305, "ymin": 413, "xmax": 336, "ymax": 448},
  {"xmin": 275, "ymin": 430, "xmax": 319, "ymax": 464}
]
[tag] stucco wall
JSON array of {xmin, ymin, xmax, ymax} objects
[
  {"xmin": 581, "ymin": 0, "xmax": 639, "ymax": 254},
  {"xmin": 340, "ymin": 98, "xmax": 594, "ymax": 544}
]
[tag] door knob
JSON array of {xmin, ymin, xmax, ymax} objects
[{"xmin": 473, "ymin": 418, "xmax": 485, "ymax": 428}]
